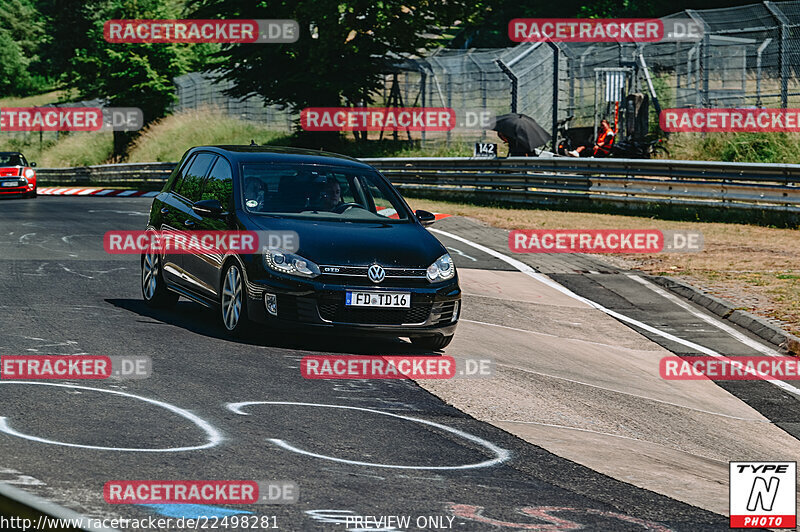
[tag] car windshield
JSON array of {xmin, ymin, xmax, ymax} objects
[
  {"xmin": 241, "ymin": 163, "xmax": 410, "ymax": 222},
  {"xmin": 0, "ymin": 153, "xmax": 25, "ymax": 166}
]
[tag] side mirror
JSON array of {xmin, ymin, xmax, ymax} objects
[
  {"xmin": 30, "ymin": 162, "xmax": 36, "ymax": 167},
  {"xmin": 192, "ymin": 199, "xmax": 226, "ymax": 218},
  {"xmin": 415, "ymin": 209, "xmax": 436, "ymax": 226}
]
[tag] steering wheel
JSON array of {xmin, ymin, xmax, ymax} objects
[{"xmin": 332, "ymin": 202, "xmax": 368, "ymax": 214}]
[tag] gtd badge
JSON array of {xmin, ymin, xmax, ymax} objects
[
  {"xmin": 730, "ymin": 462, "xmax": 796, "ymax": 528},
  {"xmin": 368, "ymin": 264, "xmax": 385, "ymax": 284}
]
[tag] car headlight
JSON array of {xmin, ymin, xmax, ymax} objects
[
  {"xmin": 263, "ymin": 249, "xmax": 320, "ymax": 278},
  {"xmin": 23, "ymin": 168, "xmax": 35, "ymax": 179},
  {"xmin": 426, "ymin": 253, "xmax": 455, "ymax": 282}
]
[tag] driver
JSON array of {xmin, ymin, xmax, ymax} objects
[
  {"xmin": 318, "ymin": 178, "xmax": 343, "ymax": 211},
  {"xmin": 244, "ymin": 178, "xmax": 266, "ymax": 211}
]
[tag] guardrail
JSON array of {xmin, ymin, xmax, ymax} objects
[
  {"xmin": 36, "ymin": 157, "xmax": 800, "ymax": 218},
  {"xmin": 363, "ymin": 157, "xmax": 800, "ymax": 215},
  {"xmin": 38, "ymin": 162, "xmax": 176, "ymax": 188}
]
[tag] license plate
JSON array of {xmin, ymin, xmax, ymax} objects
[
  {"xmin": 1, "ymin": 181, "xmax": 18, "ymax": 187},
  {"xmin": 345, "ymin": 291, "xmax": 410, "ymax": 308}
]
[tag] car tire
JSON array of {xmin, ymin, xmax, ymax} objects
[
  {"xmin": 141, "ymin": 250, "xmax": 179, "ymax": 308},
  {"xmin": 410, "ymin": 334, "xmax": 453, "ymax": 350},
  {"xmin": 220, "ymin": 261, "xmax": 248, "ymax": 335}
]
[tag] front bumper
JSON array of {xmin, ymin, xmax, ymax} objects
[
  {"xmin": 244, "ymin": 273, "xmax": 460, "ymax": 339},
  {"xmin": 0, "ymin": 178, "xmax": 34, "ymax": 196}
]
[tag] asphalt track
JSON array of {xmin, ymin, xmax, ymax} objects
[{"xmin": 0, "ymin": 196, "xmax": 797, "ymax": 531}]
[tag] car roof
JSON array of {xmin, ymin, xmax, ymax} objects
[
  {"xmin": 0, "ymin": 152, "xmax": 24, "ymax": 156},
  {"xmin": 187, "ymin": 145, "xmax": 372, "ymax": 170}
]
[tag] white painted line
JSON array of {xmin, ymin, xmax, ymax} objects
[
  {"xmin": 94, "ymin": 190, "xmax": 114, "ymax": 196},
  {"xmin": 117, "ymin": 190, "xmax": 137, "ymax": 197},
  {"xmin": 142, "ymin": 191, "xmax": 159, "ymax": 197},
  {"xmin": 227, "ymin": 401, "xmax": 510, "ymax": 470},
  {"xmin": 430, "ymin": 228, "xmax": 800, "ymax": 398},
  {"xmin": 626, "ymin": 273, "xmax": 783, "ymax": 357},
  {"xmin": 77, "ymin": 189, "xmax": 97, "ymax": 195},
  {"xmin": 0, "ymin": 382, "xmax": 223, "ymax": 452}
]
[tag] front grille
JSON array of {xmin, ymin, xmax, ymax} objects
[
  {"xmin": 432, "ymin": 301, "xmax": 458, "ymax": 325},
  {"xmin": 319, "ymin": 265, "xmax": 428, "ymax": 287},
  {"xmin": 320, "ymin": 266, "xmax": 366, "ymax": 276},
  {"xmin": 296, "ymin": 297, "xmax": 318, "ymax": 322},
  {"xmin": 276, "ymin": 294, "xmax": 298, "ymax": 320},
  {"xmin": 320, "ymin": 265, "xmax": 427, "ymax": 278},
  {"xmin": 318, "ymin": 302, "xmax": 431, "ymax": 325}
]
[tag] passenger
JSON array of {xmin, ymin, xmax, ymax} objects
[{"xmin": 570, "ymin": 119, "xmax": 614, "ymax": 157}]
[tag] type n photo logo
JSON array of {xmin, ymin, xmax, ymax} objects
[{"xmin": 730, "ymin": 462, "xmax": 796, "ymax": 528}]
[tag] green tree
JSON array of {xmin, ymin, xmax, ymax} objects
[
  {"xmin": 63, "ymin": 0, "xmax": 189, "ymax": 157},
  {"xmin": 188, "ymin": 0, "xmax": 471, "ymax": 147},
  {"xmin": 0, "ymin": 0, "xmax": 46, "ymax": 94},
  {"xmin": 0, "ymin": 31, "xmax": 31, "ymax": 95},
  {"xmin": 35, "ymin": 0, "xmax": 98, "ymax": 80}
]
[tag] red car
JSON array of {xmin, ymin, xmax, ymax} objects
[{"xmin": 0, "ymin": 151, "xmax": 37, "ymax": 198}]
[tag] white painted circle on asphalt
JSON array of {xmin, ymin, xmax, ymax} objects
[
  {"xmin": 0, "ymin": 381, "xmax": 224, "ymax": 452},
  {"xmin": 226, "ymin": 401, "xmax": 510, "ymax": 470}
]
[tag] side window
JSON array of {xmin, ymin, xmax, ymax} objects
[
  {"xmin": 175, "ymin": 153, "xmax": 215, "ymax": 202},
  {"xmin": 169, "ymin": 153, "xmax": 195, "ymax": 193},
  {"xmin": 201, "ymin": 157, "xmax": 233, "ymax": 208}
]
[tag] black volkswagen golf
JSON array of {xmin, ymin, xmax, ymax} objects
[{"xmin": 141, "ymin": 145, "xmax": 460, "ymax": 349}]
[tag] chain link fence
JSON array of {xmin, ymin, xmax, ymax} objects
[
  {"xmin": 166, "ymin": 0, "xmax": 800, "ymax": 145},
  {"xmin": 173, "ymin": 72, "xmax": 295, "ymax": 132}
]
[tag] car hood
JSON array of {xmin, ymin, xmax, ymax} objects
[
  {"xmin": 0, "ymin": 166, "xmax": 21, "ymax": 177},
  {"xmin": 244, "ymin": 215, "xmax": 447, "ymax": 267}
]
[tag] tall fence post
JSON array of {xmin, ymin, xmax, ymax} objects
[
  {"xmin": 765, "ymin": 1, "xmax": 790, "ymax": 108},
  {"xmin": 686, "ymin": 10, "xmax": 710, "ymax": 107},
  {"xmin": 496, "ymin": 59, "xmax": 518, "ymax": 113},
  {"xmin": 547, "ymin": 42, "xmax": 560, "ymax": 152},
  {"xmin": 756, "ymin": 37, "xmax": 773, "ymax": 107}
]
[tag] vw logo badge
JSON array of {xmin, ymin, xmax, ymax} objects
[{"xmin": 368, "ymin": 264, "xmax": 386, "ymax": 283}]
